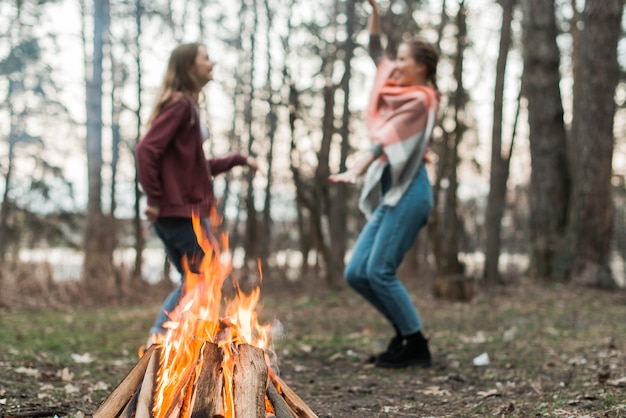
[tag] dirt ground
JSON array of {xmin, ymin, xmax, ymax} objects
[
  {"xmin": 1, "ymin": 270, "xmax": 625, "ymax": 417},
  {"xmin": 262, "ymin": 276, "xmax": 626, "ymax": 417}
]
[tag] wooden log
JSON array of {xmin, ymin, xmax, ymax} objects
[
  {"xmin": 233, "ymin": 344, "xmax": 268, "ymax": 418},
  {"xmin": 190, "ymin": 342, "xmax": 225, "ymax": 418},
  {"xmin": 94, "ymin": 346, "xmax": 156, "ymax": 418},
  {"xmin": 135, "ymin": 346, "xmax": 160, "ymax": 418},
  {"xmin": 119, "ymin": 386, "xmax": 140, "ymax": 418},
  {"xmin": 160, "ymin": 344, "xmax": 201, "ymax": 418},
  {"xmin": 267, "ymin": 380, "xmax": 295, "ymax": 418},
  {"xmin": 270, "ymin": 374, "xmax": 318, "ymax": 418}
]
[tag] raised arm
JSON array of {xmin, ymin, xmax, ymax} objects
[
  {"xmin": 367, "ymin": 0, "xmax": 381, "ymax": 35},
  {"xmin": 367, "ymin": 0, "xmax": 384, "ymax": 64}
]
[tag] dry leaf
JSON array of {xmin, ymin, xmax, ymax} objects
[
  {"xmin": 15, "ymin": 367, "xmax": 40, "ymax": 377},
  {"xmin": 57, "ymin": 367, "xmax": 74, "ymax": 382},
  {"xmin": 607, "ymin": 376, "xmax": 626, "ymax": 387},
  {"xmin": 421, "ymin": 386, "xmax": 451, "ymax": 396},
  {"xmin": 64, "ymin": 383, "xmax": 80, "ymax": 394},
  {"xmin": 71, "ymin": 353, "xmax": 93, "ymax": 364},
  {"xmin": 91, "ymin": 381, "xmax": 108, "ymax": 391},
  {"xmin": 477, "ymin": 388, "xmax": 499, "ymax": 399}
]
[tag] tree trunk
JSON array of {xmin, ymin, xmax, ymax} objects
[
  {"xmin": 314, "ymin": 81, "xmax": 340, "ymax": 286},
  {"xmin": 329, "ymin": 0, "xmax": 356, "ymax": 281},
  {"xmin": 568, "ymin": 0, "xmax": 622, "ymax": 287},
  {"xmin": 484, "ymin": 0, "xmax": 516, "ymax": 284},
  {"xmin": 82, "ymin": 0, "xmax": 114, "ymax": 300},
  {"xmin": 132, "ymin": 0, "xmax": 144, "ymax": 283},
  {"xmin": 110, "ymin": 43, "xmax": 122, "ymax": 288},
  {"xmin": 244, "ymin": 0, "xmax": 259, "ymax": 268},
  {"xmin": 0, "ymin": 101, "xmax": 17, "ymax": 266},
  {"xmin": 520, "ymin": 0, "xmax": 570, "ymax": 280},
  {"xmin": 261, "ymin": 0, "xmax": 277, "ymax": 263},
  {"xmin": 437, "ymin": 0, "xmax": 466, "ymax": 276}
]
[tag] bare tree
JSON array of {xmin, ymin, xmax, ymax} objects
[
  {"xmin": 431, "ymin": 0, "xmax": 467, "ymax": 276},
  {"xmin": 132, "ymin": 0, "xmax": 145, "ymax": 283},
  {"xmin": 568, "ymin": 0, "xmax": 622, "ymax": 287},
  {"xmin": 243, "ymin": 0, "xmax": 260, "ymax": 265},
  {"xmin": 324, "ymin": 0, "xmax": 358, "ymax": 282},
  {"xmin": 0, "ymin": 4, "xmax": 71, "ymax": 267},
  {"xmin": 81, "ymin": 0, "xmax": 115, "ymax": 299},
  {"xmin": 484, "ymin": 0, "xmax": 517, "ymax": 283},
  {"xmin": 261, "ymin": 0, "xmax": 278, "ymax": 262},
  {"xmin": 520, "ymin": 0, "xmax": 570, "ymax": 280}
]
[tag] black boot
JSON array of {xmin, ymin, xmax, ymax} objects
[
  {"xmin": 375, "ymin": 331, "xmax": 432, "ymax": 369},
  {"xmin": 382, "ymin": 324, "xmax": 403, "ymax": 353},
  {"xmin": 366, "ymin": 327, "xmax": 403, "ymax": 364}
]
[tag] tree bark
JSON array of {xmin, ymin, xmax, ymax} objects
[
  {"xmin": 329, "ymin": 0, "xmax": 357, "ymax": 281},
  {"xmin": 132, "ymin": 0, "xmax": 145, "ymax": 283},
  {"xmin": 82, "ymin": 0, "xmax": 115, "ymax": 300},
  {"xmin": 568, "ymin": 0, "xmax": 622, "ymax": 287},
  {"xmin": 484, "ymin": 0, "xmax": 516, "ymax": 284},
  {"xmin": 521, "ymin": 0, "xmax": 570, "ymax": 279},
  {"xmin": 437, "ymin": 0, "xmax": 466, "ymax": 276},
  {"xmin": 261, "ymin": 0, "xmax": 278, "ymax": 263},
  {"xmin": 244, "ymin": 0, "xmax": 260, "ymax": 266}
]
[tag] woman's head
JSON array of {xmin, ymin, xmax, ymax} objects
[
  {"xmin": 148, "ymin": 43, "xmax": 214, "ymax": 124},
  {"xmin": 391, "ymin": 39, "xmax": 439, "ymax": 88}
]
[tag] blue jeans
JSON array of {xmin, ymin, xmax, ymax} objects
[
  {"xmin": 344, "ymin": 164, "xmax": 433, "ymax": 336},
  {"xmin": 150, "ymin": 217, "xmax": 210, "ymax": 336}
]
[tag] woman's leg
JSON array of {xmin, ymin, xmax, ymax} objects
[
  {"xmin": 150, "ymin": 217, "xmax": 206, "ymax": 336},
  {"xmin": 344, "ymin": 206, "xmax": 398, "ymax": 324},
  {"xmin": 364, "ymin": 166, "xmax": 433, "ymax": 336}
]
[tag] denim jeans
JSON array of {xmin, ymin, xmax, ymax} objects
[
  {"xmin": 149, "ymin": 217, "xmax": 210, "ymax": 336},
  {"xmin": 344, "ymin": 163, "xmax": 433, "ymax": 336}
]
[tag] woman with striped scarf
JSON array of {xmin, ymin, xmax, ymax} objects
[{"xmin": 329, "ymin": 0, "xmax": 440, "ymax": 368}]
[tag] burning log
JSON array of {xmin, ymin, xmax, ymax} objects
[
  {"xmin": 93, "ymin": 342, "xmax": 317, "ymax": 418},
  {"xmin": 233, "ymin": 344, "xmax": 268, "ymax": 417},
  {"xmin": 190, "ymin": 343, "xmax": 224, "ymax": 417},
  {"xmin": 266, "ymin": 382, "xmax": 293, "ymax": 418},
  {"xmin": 93, "ymin": 346, "xmax": 156, "ymax": 418},
  {"xmin": 269, "ymin": 374, "xmax": 317, "ymax": 418}
]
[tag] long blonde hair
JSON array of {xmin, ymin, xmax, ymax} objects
[{"xmin": 147, "ymin": 43, "xmax": 203, "ymax": 126}]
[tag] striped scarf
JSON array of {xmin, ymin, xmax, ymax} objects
[{"xmin": 359, "ymin": 58, "xmax": 438, "ymax": 217}]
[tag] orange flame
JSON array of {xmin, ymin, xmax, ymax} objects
[{"xmin": 151, "ymin": 212, "xmax": 272, "ymax": 418}]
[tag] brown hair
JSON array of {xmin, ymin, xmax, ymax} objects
[
  {"xmin": 147, "ymin": 43, "xmax": 203, "ymax": 125},
  {"xmin": 404, "ymin": 39, "xmax": 439, "ymax": 92}
]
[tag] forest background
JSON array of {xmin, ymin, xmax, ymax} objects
[{"xmin": 0, "ymin": 0, "xmax": 625, "ymax": 301}]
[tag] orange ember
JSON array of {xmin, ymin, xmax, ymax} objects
[{"xmin": 151, "ymin": 213, "xmax": 272, "ymax": 418}]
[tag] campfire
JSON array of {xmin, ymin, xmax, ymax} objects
[{"xmin": 94, "ymin": 215, "xmax": 317, "ymax": 418}]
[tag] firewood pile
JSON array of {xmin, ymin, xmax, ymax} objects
[{"xmin": 94, "ymin": 343, "xmax": 317, "ymax": 418}]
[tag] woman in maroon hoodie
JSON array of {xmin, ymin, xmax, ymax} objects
[{"xmin": 136, "ymin": 43, "xmax": 257, "ymax": 340}]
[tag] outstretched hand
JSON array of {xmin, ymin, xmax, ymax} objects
[
  {"xmin": 328, "ymin": 171, "xmax": 359, "ymax": 185},
  {"xmin": 246, "ymin": 156, "xmax": 259, "ymax": 171}
]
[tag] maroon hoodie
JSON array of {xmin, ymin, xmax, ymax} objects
[{"xmin": 136, "ymin": 93, "xmax": 247, "ymax": 218}]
